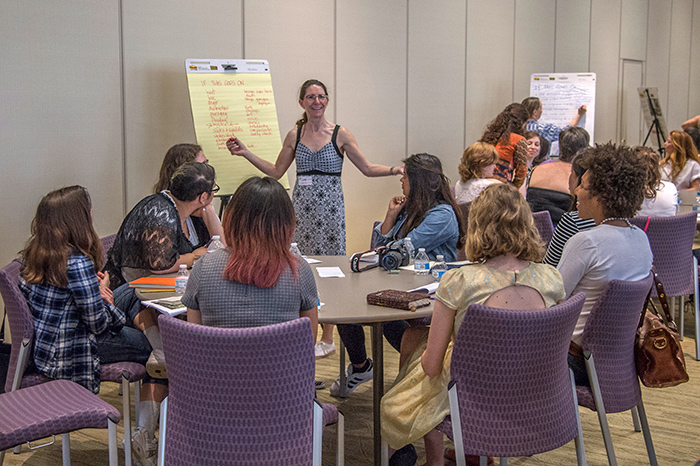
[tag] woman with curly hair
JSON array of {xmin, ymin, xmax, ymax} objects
[
  {"xmin": 480, "ymin": 103, "xmax": 530, "ymax": 188},
  {"xmin": 454, "ymin": 142, "xmax": 500, "ymax": 204},
  {"xmin": 558, "ymin": 143, "xmax": 652, "ymax": 386},
  {"xmin": 381, "ymin": 183, "xmax": 565, "ymax": 465},
  {"xmin": 660, "ymin": 130, "xmax": 700, "ymax": 190}
]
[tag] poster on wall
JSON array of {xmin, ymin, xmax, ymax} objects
[
  {"xmin": 529, "ymin": 73, "xmax": 596, "ymax": 155},
  {"xmin": 185, "ymin": 59, "xmax": 289, "ymax": 195}
]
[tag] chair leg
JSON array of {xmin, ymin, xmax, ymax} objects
[
  {"xmin": 631, "ymin": 406, "xmax": 641, "ymax": 432},
  {"xmin": 636, "ymin": 399, "xmax": 658, "ymax": 466},
  {"xmin": 584, "ymin": 351, "xmax": 617, "ymax": 466},
  {"xmin": 61, "ymin": 433, "xmax": 70, "ymax": 465},
  {"xmin": 122, "ymin": 376, "xmax": 132, "ymax": 466},
  {"xmin": 338, "ymin": 338, "xmax": 347, "ymax": 397},
  {"xmin": 134, "ymin": 380, "xmax": 141, "ymax": 426},
  {"xmin": 312, "ymin": 400, "xmax": 323, "ymax": 466},
  {"xmin": 337, "ymin": 411, "xmax": 345, "ymax": 466},
  {"xmin": 158, "ymin": 397, "xmax": 168, "ymax": 466},
  {"xmin": 0, "ymin": 449, "xmax": 5, "ymax": 465},
  {"xmin": 694, "ymin": 256, "xmax": 700, "ymax": 360},
  {"xmin": 108, "ymin": 417, "xmax": 118, "ymax": 466},
  {"xmin": 498, "ymin": 457, "xmax": 507, "ymax": 465},
  {"xmin": 381, "ymin": 439, "xmax": 389, "ymax": 466},
  {"xmin": 569, "ymin": 369, "xmax": 587, "ymax": 466},
  {"xmin": 448, "ymin": 382, "xmax": 466, "ymax": 466}
]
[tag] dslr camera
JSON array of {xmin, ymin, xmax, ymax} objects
[{"xmin": 378, "ymin": 241, "xmax": 410, "ymax": 271}]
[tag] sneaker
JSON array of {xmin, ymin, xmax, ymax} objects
[
  {"xmin": 314, "ymin": 341, "xmax": 336, "ymax": 359},
  {"xmin": 389, "ymin": 444, "xmax": 417, "ymax": 466},
  {"xmin": 330, "ymin": 359, "xmax": 373, "ymax": 398},
  {"xmin": 146, "ymin": 349, "xmax": 167, "ymax": 379},
  {"xmin": 315, "ymin": 380, "xmax": 326, "ymax": 390},
  {"xmin": 131, "ymin": 427, "xmax": 157, "ymax": 466}
]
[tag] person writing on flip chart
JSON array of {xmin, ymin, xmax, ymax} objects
[{"xmin": 522, "ymin": 96, "xmax": 587, "ymax": 155}]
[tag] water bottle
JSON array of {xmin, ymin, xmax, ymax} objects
[
  {"xmin": 414, "ymin": 248, "xmax": 430, "ymax": 275},
  {"xmin": 289, "ymin": 242, "xmax": 303, "ymax": 257},
  {"xmin": 175, "ymin": 264, "xmax": 189, "ymax": 295},
  {"xmin": 404, "ymin": 237, "xmax": 415, "ymax": 265},
  {"xmin": 206, "ymin": 235, "xmax": 225, "ymax": 253},
  {"xmin": 432, "ymin": 255, "xmax": 448, "ymax": 281}
]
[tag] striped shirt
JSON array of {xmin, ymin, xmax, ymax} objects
[{"xmin": 543, "ymin": 211, "xmax": 596, "ymax": 267}]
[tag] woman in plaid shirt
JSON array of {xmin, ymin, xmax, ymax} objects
[{"xmin": 20, "ymin": 186, "xmax": 160, "ymax": 465}]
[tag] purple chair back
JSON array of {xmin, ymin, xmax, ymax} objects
[
  {"xmin": 0, "ymin": 259, "xmax": 47, "ymax": 393},
  {"xmin": 447, "ymin": 292, "xmax": 585, "ymax": 457},
  {"xmin": 532, "ymin": 210, "xmax": 555, "ymax": 247},
  {"xmin": 578, "ymin": 274, "xmax": 653, "ymax": 413},
  {"xmin": 630, "ymin": 213, "xmax": 696, "ymax": 297},
  {"xmin": 158, "ymin": 315, "xmax": 317, "ymax": 466}
]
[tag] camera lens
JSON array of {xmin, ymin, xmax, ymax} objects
[{"xmin": 381, "ymin": 251, "xmax": 402, "ymax": 271}]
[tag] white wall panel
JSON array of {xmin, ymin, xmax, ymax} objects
[
  {"xmin": 465, "ymin": 0, "xmax": 516, "ymax": 147},
  {"xmin": 0, "ymin": 1, "xmax": 122, "ymax": 270},
  {"xmin": 121, "ymin": 0, "xmax": 243, "ymax": 209},
  {"xmin": 690, "ymin": 0, "xmax": 700, "ymax": 116},
  {"xmin": 244, "ymin": 0, "xmax": 335, "ymax": 154},
  {"xmin": 645, "ymin": 0, "xmax": 672, "ymax": 119},
  {"xmin": 407, "ymin": 0, "xmax": 466, "ymax": 185},
  {"xmin": 555, "ymin": 0, "xmax": 591, "ymax": 73},
  {"xmin": 667, "ymin": 0, "xmax": 693, "ymax": 129},
  {"xmin": 590, "ymin": 0, "xmax": 622, "ymax": 143},
  {"xmin": 514, "ymin": 0, "xmax": 556, "ymax": 101},
  {"xmin": 336, "ymin": 0, "xmax": 408, "ymax": 253},
  {"xmin": 620, "ymin": 0, "xmax": 648, "ymax": 60}
]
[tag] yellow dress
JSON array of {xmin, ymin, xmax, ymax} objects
[{"xmin": 380, "ymin": 262, "xmax": 566, "ymax": 449}]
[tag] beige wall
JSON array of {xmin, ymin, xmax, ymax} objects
[{"xmin": 3, "ymin": 1, "xmax": 700, "ymax": 325}]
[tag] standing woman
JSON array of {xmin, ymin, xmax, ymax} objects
[
  {"xmin": 226, "ymin": 79, "xmax": 400, "ymax": 256},
  {"xmin": 522, "ymin": 96, "xmax": 587, "ymax": 151},
  {"xmin": 660, "ymin": 130, "xmax": 700, "ymax": 191},
  {"xmin": 479, "ymin": 103, "xmax": 530, "ymax": 188}
]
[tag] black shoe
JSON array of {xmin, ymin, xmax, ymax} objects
[{"xmin": 390, "ymin": 444, "xmax": 417, "ymax": 466}]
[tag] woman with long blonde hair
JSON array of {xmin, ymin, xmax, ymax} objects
[{"xmin": 660, "ymin": 130, "xmax": 700, "ymax": 190}]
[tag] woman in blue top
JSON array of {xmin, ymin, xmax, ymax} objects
[
  {"xmin": 331, "ymin": 153, "xmax": 464, "ymax": 402},
  {"xmin": 373, "ymin": 152, "xmax": 463, "ymax": 261}
]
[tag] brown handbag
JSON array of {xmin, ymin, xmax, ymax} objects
[{"xmin": 634, "ymin": 268, "xmax": 689, "ymax": 388}]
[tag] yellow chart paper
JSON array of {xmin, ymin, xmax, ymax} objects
[{"xmin": 186, "ymin": 61, "xmax": 289, "ymax": 194}]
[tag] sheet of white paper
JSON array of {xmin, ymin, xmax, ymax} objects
[
  {"xmin": 408, "ymin": 282, "xmax": 440, "ymax": 294},
  {"xmin": 315, "ymin": 267, "xmax": 346, "ymax": 278},
  {"xmin": 304, "ymin": 256, "xmax": 322, "ymax": 264}
]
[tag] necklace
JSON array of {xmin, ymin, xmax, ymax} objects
[{"xmin": 600, "ymin": 217, "xmax": 632, "ymax": 227}]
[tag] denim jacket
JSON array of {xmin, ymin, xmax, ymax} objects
[{"xmin": 373, "ymin": 203, "xmax": 459, "ymax": 262}]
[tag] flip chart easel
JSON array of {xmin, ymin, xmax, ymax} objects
[
  {"xmin": 530, "ymin": 73, "xmax": 596, "ymax": 154},
  {"xmin": 185, "ymin": 59, "xmax": 289, "ymax": 195}
]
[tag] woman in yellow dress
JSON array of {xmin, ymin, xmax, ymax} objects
[{"xmin": 381, "ymin": 183, "xmax": 565, "ymax": 465}]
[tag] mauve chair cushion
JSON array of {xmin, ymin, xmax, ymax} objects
[{"xmin": 0, "ymin": 379, "xmax": 120, "ymax": 451}]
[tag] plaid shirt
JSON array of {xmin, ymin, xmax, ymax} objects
[
  {"xmin": 19, "ymin": 253, "xmax": 125, "ymax": 393},
  {"xmin": 526, "ymin": 119, "xmax": 569, "ymax": 145}
]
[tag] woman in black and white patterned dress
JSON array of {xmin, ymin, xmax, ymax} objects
[{"xmin": 226, "ymin": 79, "xmax": 400, "ymax": 255}]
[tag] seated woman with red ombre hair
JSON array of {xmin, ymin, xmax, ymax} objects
[{"xmin": 182, "ymin": 176, "xmax": 318, "ymax": 339}]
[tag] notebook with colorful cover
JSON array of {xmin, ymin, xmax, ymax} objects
[{"xmin": 129, "ymin": 276, "xmax": 176, "ymax": 289}]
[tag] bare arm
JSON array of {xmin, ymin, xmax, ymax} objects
[
  {"xmin": 226, "ymin": 129, "xmax": 297, "ymax": 180},
  {"xmin": 200, "ymin": 203, "xmax": 225, "ymax": 245},
  {"xmin": 337, "ymin": 127, "xmax": 400, "ymax": 177},
  {"xmin": 300, "ymin": 307, "xmax": 318, "ymax": 342},
  {"xmin": 187, "ymin": 308, "xmax": 202, "ymax": 324},
  {"xmin": 688, "ymin": 178, "xmax": 700, "ymax": 191},
  {"xmin": 151, "ymin": 248, "xmax": 206, "ymax": 274},
  {"xmin": 682, "ymin": 115, "xmax": 700, "ymax": 130},
  {"xmin": 380, "ymin": 196, "xmax": 405, "ymax": 235},
  {"xmin": 421, "ymin": 300, "xmax": 456, "ymax": 377},
  {"xmin": 569, "ymin": 104, "xmax": 587, "ymax": 127}
]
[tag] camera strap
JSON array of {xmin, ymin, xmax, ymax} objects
[{"xmin": 350, "ymin": 249, "xmax": 382, "ymax": 273}]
